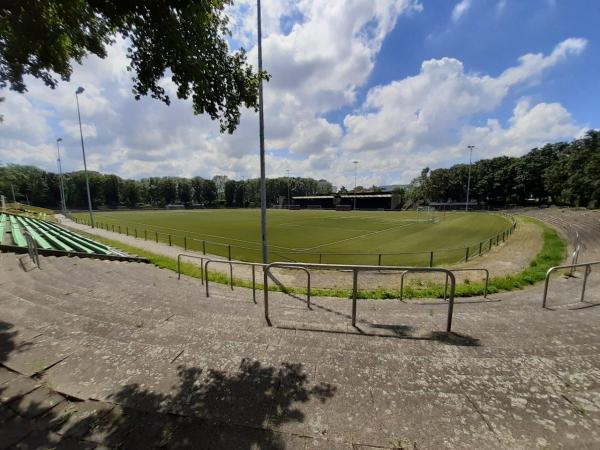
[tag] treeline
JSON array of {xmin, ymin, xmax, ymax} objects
[
  {"xmin": 2, "ymin": 131, "xmax": 598, "ymax": 210},
  {"xmin": 407, "ymin": 130, "xmax": 600, "ymax": 208},
  {"xmin": 0, "ymin": 165, "xmax": 334, "ymax": 209}
]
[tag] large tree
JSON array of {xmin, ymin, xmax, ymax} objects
[{"xmin": 0, "ymin": 0, "xmax": 268, "ymax": 132}]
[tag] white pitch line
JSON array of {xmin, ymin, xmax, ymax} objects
[
  {"xmin": 94, "ymin": 213, "xmax": 297, "ymax": 251},
  {"xmin": 300, "ymin": 221, "xmax": 418, "ymax": 252}
]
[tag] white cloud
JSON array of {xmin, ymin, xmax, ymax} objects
[
  {"xmin": 458, "ymin": 99, "xmax": 587, "ymax": 158},
  {"xmin": 341, "ymin": 38, "xmax": 587, "ymax": 182},
  {"xmin": 498, "ymin": 38, "xmax": 587, "ymax": 86},
  {"xmin": 451, "ymin": 0, "xmax": 472, "ymax": 22},
  {"xmin": 0, "ymin": 1, "xmax": 589, "ymax": 189}
]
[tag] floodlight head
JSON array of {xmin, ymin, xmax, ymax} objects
[
  {"xmin": 76, "ymin": 86, "xmax": 85, "ymax": 95},
  {"xmin": 56, "ymin": 137, "xmax": 62, "ymax": 143}
]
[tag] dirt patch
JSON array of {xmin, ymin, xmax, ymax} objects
[{"xmin": 456, "ymin": 216, "xmax": 544, "ymax": 276}]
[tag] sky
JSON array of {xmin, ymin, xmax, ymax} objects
[{"xmin": 1, "ymin": 0, "xmax": 598, "ymax": 189}]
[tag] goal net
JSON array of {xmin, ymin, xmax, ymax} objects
[{"xmin": 416, "ymin": 206, "xmax": 438, "ymax": 223}]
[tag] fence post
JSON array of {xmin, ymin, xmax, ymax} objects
[
  {"xmin": 155, "ymin": 231, "xmax": 158, "ymax": 243},
  {"xmin": 251, "ymin": 265, "xmax": 256, "ymax": 304},
  {"xmin": 465, "ymin": 247, "xmax": 470, "ymax": 262},
  {"xmin": 351, "ymin": 269, "xmax": 358, "ymax": 327},
  {"xmin": 319, "ymin": 253, "xmax": 322, "ymax": 264},
  {"xmin": 119, "ymin": 225, "xmax": 121, "ymax": 234},
  {"xmin": 479, "ymin": 242, "xmax": 483, "ymax": 256},
  {"xmin": 126, "ymin": 227, "xmax": 128, "ymax": 236},
  {"xmin": 581, "ymin": 265, "xmax": 591, "ymax": 302},
  {"xmin": 502, "ymin": 231, "xmax": 505, "ymax": 242},
  {"xmin": 378, "ymin": 254, "xmax": 382, "ymax": 267},
  {"xmin": 184, "ymin": 236, "xmax": 187, "ymax": 250},
  {"xmin": 168, "ymin": 235, "xmax": 172, "ymax": 246},
  {"xmin": 429, "ymin": 251, "xmax": 434, "ymax": 268},
  {"xmin": 228, "ymin": 245, "xmax": 232, "ymax": 261},
  {"xmin": 135, "ymin": 228, "xmax": 137, "ymax": 238},
  {"xmin": 489, "ymin": 238, "xmax": 492, "ymax": 251},
  {"xmin": 203, "ymin": 240, "xmax": 206, "ymax": 255},
  {"xmin": 144, "ymin": 230, "xmax": 147, "ymax": 240}
]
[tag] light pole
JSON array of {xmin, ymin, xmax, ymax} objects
[
  {"xmin": 286, "ymin": 168, "xmax": 291, "ymax": 207},
  {"xmin": 75, "ymin": 86, "xmax": 94, "ymax": 227},
  {"xmin": 466, "ymin": 145, "xmax": 474, "ymax": 212},
  {"xmin": 257, "ymin": 0, "xmax": 270, "ymax": 322},
  {"xmin": 353, "ymin": 160, "xmax": 359, "ymax": 210},
  {"xmin": 241, "ymin": 177, "xmax": 245, "ymax": 208},
  {"xmin": 56, "ymin": 138, "xmax": 67, "ymax": 213}
]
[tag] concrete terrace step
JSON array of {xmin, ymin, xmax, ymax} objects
[
  {"xmin": 2, "ymin": 251, "xmax": 596, "ymax": 350},
  {"xmin": 4, "ymin": 253, "xmax": 598, "ymax": 346},
  {"xmin": 3, "ymin": 316, "xmax": 599, "ymax": 450},
  {"xmin": 2, "ymin": 207, "xmax": 600, "ymax": 450}
]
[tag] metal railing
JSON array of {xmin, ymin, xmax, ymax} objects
[
  {"xmin": 398, "ymin": 267, "xmax": 489, "ymax": 301},
  {"xmin": 264, "ymin": 262, "xmax": 456, "ymax": 332},
  {"xmin": 71, "ymin": 215, "xmax": 516, "ymax": 267},
  {"xmin": 23, "ymin": 230, "xmax": 40, "ymax": 269},
  {"xmin": 542, "ymin": 260, "xmax": 600, "ymax": 308},
  {"xmin": 204, "ymin": 259, "xmax": 263, "ymax": 304},
  {"xmin": 193, "ymin": 257, "xmax": 311, "ymax": 306},
  {"xmin": 177, "ymin": 254, "xmax": 207, "ymax": 284}
]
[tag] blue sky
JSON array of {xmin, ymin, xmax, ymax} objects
[
  {"xmin": 1, "ymin": 0, "xmax": 597, "ymax": 188},
  {"xmin": 363, "ymin": 0, "xmax": 599, "ymax": 121}
]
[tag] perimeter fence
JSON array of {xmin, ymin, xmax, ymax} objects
[{"xmin": 70, "ymin": 214, "xmax": 517, "ymax": 267}]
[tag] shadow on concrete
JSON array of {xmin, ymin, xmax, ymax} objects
[
  {"xmin": 277, "ymin": 323, "xmax": 480, "ymax": 347},
  {"xmin": 0, "ymin": 321, "xmax": 32, "ymax": 366},
  {"xmin": 1, "ymin": 357, "xmax": 337, "ymax": 448},
  {"xmin": 567, "ymin": 301, "xmax": 600, "ymax": 310},
  {"xmin": 267, "ymin": 271, "xmax": 310, "ymax": 304}
]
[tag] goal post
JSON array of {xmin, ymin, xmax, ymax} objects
[{"xmin": 416, "ymin": 206, "xmax": 438, "ymax": 223}]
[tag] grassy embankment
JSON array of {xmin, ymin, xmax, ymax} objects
[{"xmin": 77, "ymin": 215, "xmax": 565, "ymax": 299}]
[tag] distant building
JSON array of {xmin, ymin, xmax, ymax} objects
[
  {"xmin": 378, "ymin": 184, "xmax": 408, "ymax": 191},
  {"xmin": 292, "ymin": 190, "xmax": 403, "ymax": 210},
  {"xmin": 428, "ymin": 201, "xmax": 479, "ymax": 210}
]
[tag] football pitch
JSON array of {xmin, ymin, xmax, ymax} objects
[{"xmin": 72, "ymin": 209, "xmax": 514, "ymax": 266}]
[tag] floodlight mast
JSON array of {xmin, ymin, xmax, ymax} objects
[
  {"xmin": 353, "ymin": 161, "xmax": 359, "ymax": 210},
  {"xmin": 466, "ymin": 145, "xmax": 475, "ymax": 212},
  {"xmin": 75, "ymin": 86, "xmax": 94, "ymax": 227},
  {"xmin": 56, "ymin": 138, "xmax": 67, "ymax": 213},
  {"xmin": 257, "ymin": 0, "xmax": 268, "ymax": 265},
  {"xmin": 258, "ymin": 0, "xmax": 271, "ymax": 324},
  {"xmin": 286, "ymin": 168, "xmax": 290, "ymax": 207}
]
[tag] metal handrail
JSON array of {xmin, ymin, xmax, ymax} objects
[
  {"xmin": 399, "ymin": 268, "xmax": 489, "ymax": 301},
  {"xmin": 268, "ymin": 265, "xmax": 311, "ymax": 309},
  {"xmin": 177, "ymin": 254, "xmax": 206, "ymax": 284},
  {"xmin": 203, "ymin": 259, "xmax": 263, "ymax": 303},
  {"xmin": 569, "ymin": 230, "xmax": 582, "ymax": 276},
  {"xmin": 23, "ymin": 230, "xmax": 40, "ymax": 268},
  {"xmin": 542, "ymin": 260, "xmax": 600, "ymax": 308},
  {"xmin": 264, "ymin": 262, "xmax": 456, "ymax": 332},
  {"xmin": 200, "ymin": 259, "xmax": 311, "ymax": 306},
  {"xmin": 444, "ymin": 268, "xmax": 489, "ymax": 300}
]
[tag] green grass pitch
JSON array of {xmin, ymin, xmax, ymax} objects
[{"xmin": 72, "ymin": 209, "xmax": 513, "ymax": 266}]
